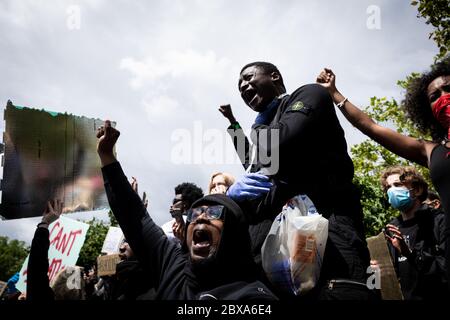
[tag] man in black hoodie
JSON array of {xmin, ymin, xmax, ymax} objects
[
  {"xmin": 96, "ymin": 121, "xmax": 277, "ymax": 300},
  {"xmin": 114, "ymin": 241, "xmax": 155, "ymax": 300}
]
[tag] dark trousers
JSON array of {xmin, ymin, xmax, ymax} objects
[{"xmin": 317, "ymin": 280, "xmax": 380, "ymax": 300}]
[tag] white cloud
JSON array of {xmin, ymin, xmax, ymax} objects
[
  {"xmin": 120, "ymin": 49, "xmax": 232, "ymax": 88},
  {"xmin": 0, "ymin": 0, "xmax": 440, "ymax": 240},
  {"xmin": 142, "ymin": 94, "xmax": 179, "ymax": 121}
]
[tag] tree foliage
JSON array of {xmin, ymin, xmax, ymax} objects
[
  {"xmin": 354, "ymin": 1, "xmax": 448, "ymax": 236},
  {"xmin": 108, "ymin": 210, "xmax": 119, "ymax": 227},
  {"xmin": 0, "ymin": 236, "xmax": 29, "ymax": 281},
  {"xmin": 411, "ymin": 0, "xmax": 450, "ymax": 59},
  {"xmin": 353, "ymin": 79, "xmax": 434, "ymax": 237},
  {"xmin": 76, "ymin": 219, "xmax": 109, "ymax": 268}
]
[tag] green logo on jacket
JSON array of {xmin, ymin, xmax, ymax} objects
[{"xmin": 290, "ymin": 101, "xmax": 304, "ymax": 111}]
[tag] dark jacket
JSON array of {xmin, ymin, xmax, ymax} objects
[
  {"xmin": 388, "ymin": 206, "xmax": 448, "ymax": 300},
  {"xmin": 228, "ymin": 84, "xmax": 370, "ymax": 283},
  {"xmin": 115, "ymin": 260, "xmax": 155, "ymax": 300},
  {"xmin": 102, "ymin": 162, "xmax": 277, "ymax": 300},
  {"xmin": 27, "ymin": 227, "xmax": 55, "ymax": 301}
]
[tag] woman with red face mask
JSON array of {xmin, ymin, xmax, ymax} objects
[{"xmin": 316, "ymin": 56, "xmax": 450, "ymax": 286}]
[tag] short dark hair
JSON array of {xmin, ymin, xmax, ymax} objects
[
  {"xmin": 175, "ymin": 182, "xmax": 204, "ymax": 208},
  {"xmin": 402, "ymin": 55, "xmax": 450, "ymax": 141},
  {"xmin": 380, "ymin": 166, "xmax": 428, "ymax": 202},
  {"xmin": 426, "ymin": 191, "xmax": 440, "ymax": 201},
  {"xmin": 240, "ymin": 61, "xmax": 286, "ymax": 91}
]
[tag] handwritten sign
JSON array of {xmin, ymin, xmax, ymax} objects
[
  {"xmin": 15, "ymin": 216, "xmax": 89, "ymax": 293},
  {"xmin": 367, "ymin": 232, "xmax": 403, "ymax": 300},
  {"xmin": 97, "ymin": 254, "xmax": 121, "ymax": 277},
  {"xmin": 0, "ymin": 281, "xmax": 7, "ymax": 297}
]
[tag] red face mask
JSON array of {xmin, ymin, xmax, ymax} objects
[{"xmin": 432, "ymin": 94, "xmax": 450, "ymax": 139}]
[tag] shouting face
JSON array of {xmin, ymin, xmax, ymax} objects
[
  {"xmin": 186, "ymin": 205, "xmax": 224, "ymax": 263},
  {"xmin": 238, "ymin": 66, "xmax": 280, "ymax": 112}
]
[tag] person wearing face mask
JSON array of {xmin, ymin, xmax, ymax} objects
[
  {"xmin": 316, "ymin": 56, "xmax": 450, "ymax": 285},
  {"xmin": 380, "ymin": 166, "xmax": 448, "ymax": 300},
  {"xmin": 113, "ymin": 241, "xmax": 156, "ymax": 300}
]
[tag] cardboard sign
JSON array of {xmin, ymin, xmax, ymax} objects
[
  {"xmin": 15, "ymin": 216, "xmax": 90, "ymax": 293},
  {"xmin": 97, "ymin": 254, "xmax": 121, "ymax": 277},
  {"xmin": 0, "ymin": 281, "xmax": 7, "ymax": 297},
  {"xmin": 367, "ymin": 232, "xmax": 403, "ymax": 300},
  {"xmin": 101, "ymin": 227, "xmax": 124, "ymax": 255}
]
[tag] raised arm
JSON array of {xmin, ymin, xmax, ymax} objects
[
  {"xmin": 27, "ymin": 199, "xmax": 63, "ymax": 301},
  {"xmin": 316, "ymin": 68, "xmax": 431, "ymax": 167},
  {"xmin": 96, "ymin": 121, "xmax": 183, "ymax": 289},
  {"xmin": 219, "ymin": 104, "xmax": 253, "ymax": 170}
]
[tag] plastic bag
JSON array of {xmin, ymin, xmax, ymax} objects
[{"xmin": 261, "ymin": 195, "xmax": 328, "ymax": 296}]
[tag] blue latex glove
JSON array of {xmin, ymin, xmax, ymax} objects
[{"xmin": 227, "ymin": 173, "xmax": 273, "ymax": 202}]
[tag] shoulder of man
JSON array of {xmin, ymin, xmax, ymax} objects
[
  {"xmin": 430, "ymin": 207, "xmax": 446, "ymax": 227},
  {"xmin": 416, "ymin": 205, "xmax": 444, "ymax": 223},
  {"xmin": 284, "ymin": 83, "xmax": 333, "ymax": 114}
]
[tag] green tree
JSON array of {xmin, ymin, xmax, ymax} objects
[
  {"xmin": 0, "ymin": 236, "xmax": 29, "ymax": 281},
  {"xmin": 108, "ymin": 210, "xmax": 119, "ymax": 227},
  {"xmin": 76, "ymin": 219, "xmax": 109, "ymax": 268},
  {"xmin": 353, "ymin": 1, "xmax": 448, "ymax": 236},
  {"xmin": 411, "ymin": 0, "xmax": 450, "ymax": 59}
]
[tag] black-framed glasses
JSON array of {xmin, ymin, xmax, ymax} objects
[{"xmin": 187, "ymin": 205, "xmax": 225, "ymax": 223}]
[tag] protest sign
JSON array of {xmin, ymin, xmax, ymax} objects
[
  {"xmin": 97, "ymin": 254, "xmax": 121, "ymax": 277},
  {"xmin": 0, "ymin": 281, "xmax": 7, "ymax": 297},
  {"xmin": 15, "ymin": 216, "xmax": 89, "ymax": 293},
  {"xmin": 367, "ymin": 232, "xmax": 403, "ymax": 300},
  {"xmin": 1, "ymin": 101, "xmax": 113, "ymax": 219},
  {"xmin": 101, "ymin": 226, "xmax": 124, "ymax": 254}
]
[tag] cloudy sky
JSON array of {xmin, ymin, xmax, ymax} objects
[{"xmin": 0, "ymin": 0, "xmax": 438, "ymax": 244}]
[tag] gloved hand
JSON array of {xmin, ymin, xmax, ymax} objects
[{"xmin": 226, "ymin": 173, "xmax": 273, "ymax": 202}]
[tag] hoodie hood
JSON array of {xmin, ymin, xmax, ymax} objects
[{"xmin": 184, "ymin": 194, "xmax": 257, "ymax": 288}]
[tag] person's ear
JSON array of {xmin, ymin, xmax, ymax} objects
[
  {"xmin": 412, "ymin": 186, "xmax": 424, "ymax": 200},
  {"xmin": 271, "ymin": 72, "xmax": 280, "ymax": 82}
]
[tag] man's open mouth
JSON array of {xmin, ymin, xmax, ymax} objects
[
  {"xmin": 242, "ymin": 89, "xmax": 257, "ymax": 105},
  {"xmin": 192, "ymin": 228, "xmax": 212, "ymax": 255}
]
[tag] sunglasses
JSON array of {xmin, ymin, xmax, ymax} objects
[{"xmin": 187, "ymin": 205, "xmax": 225, "ymax": 223}]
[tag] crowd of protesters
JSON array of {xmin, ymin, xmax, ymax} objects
[{"xmin": 2, "ymin": 56, "xmax": 450, "ymax": 301}]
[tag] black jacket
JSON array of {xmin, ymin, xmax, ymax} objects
[
  {"xmin": 388, "ymin": 206, "xmax": 448, "ymax": 300},
  {"xmin": 27, "ymin": 227, "xmax": 55, "ymax": 301},
  {"xmin": 228, "ymin": 84, "xmax": 370, "ymax": 282},
  {"xmin": 102, "ymin": 162, "xmax": 277, "ymax": 300},
  {"xmin": 115, "ymin": 260, "xmax": 155, "ymax": 300}
]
